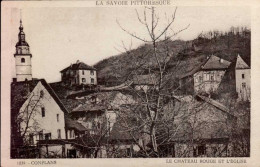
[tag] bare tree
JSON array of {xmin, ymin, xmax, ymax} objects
[{"xmin": 110, "ymin": 7, "xmax": 192, "ymax": 157}]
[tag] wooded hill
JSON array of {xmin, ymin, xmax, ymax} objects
[{"xmin": 94, "ymin": 27, "xmax": 250, "ymax": 86}]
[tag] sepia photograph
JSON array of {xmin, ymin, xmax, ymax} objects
[
  {"xmin": 2, "ymin": 1, "xmax": 257, "ymax": 165},
  {"xmin": 9, "ymin": 6, "xmax": 251, "ymax": 159}
]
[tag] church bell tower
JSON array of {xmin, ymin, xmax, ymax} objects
[{"xmin": 14, "ymin": 19, "xmax": 32, "ymax": 82}]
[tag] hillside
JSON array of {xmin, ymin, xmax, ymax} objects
[{"xmin": 94, "ymin": 28, "xmax": 250, "ymax": 86}]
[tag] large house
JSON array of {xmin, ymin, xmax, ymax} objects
[
  {"xmin": 11, "ymin": 79, "xmax": 87, "ymax": 158},
  {"xmin": 60, "ymin": 60, "xmax": 97, "ymax": 86},
  {"xmin": 179, "ymin": 55, "xmax": 231, "ymax": 94},
  {"xmin": 163, "ymin": 94, "xmax": 241, "ymax": 157}
]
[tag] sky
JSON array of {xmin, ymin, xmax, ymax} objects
[{"xmin": 9, "ymin": 6, "xmax": 250, "ymax": 82}]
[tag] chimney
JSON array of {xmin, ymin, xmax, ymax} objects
[
  {"xmin": 76, "ymin": 60, "xmax": 80, "ymax": 64},
  {"xmin": 219, "ymin": 58, "xmax": 223, "ymax": 63},
  {"xmin": 12, "ymin": 78, "xmax": 17, "ymax": 83}
]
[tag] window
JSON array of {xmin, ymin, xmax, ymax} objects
[
  {"xmin": 45, "ymin": 133, "xmax": 51, "ymax": 140},
  {"xmin": 199, "ymin": 76, "xmax": 202, "ymax": 83},
  {"xmin": 194, "ymin": 145, "xmax": 206, "ymax": 157},
  {"xmin": 57, "ymin": 129, "xmax": 61, "ymax": 139},
  {"xmin": 126, "ymin": 148, "xmax": 132, "ymax": 157},
  {"xmin": 91, "ymin": 78, "xmax": 94, "ymax": 84},
  {"xmin": 242, "ymin": 82, "xmax": 246, "ymax": 88},
  {"xmin": 29, "ymin": 134, "xmax": 34, "ymax": 145},
  {"xmin": 40, "ymin": 90, "xmax": 44, "ymax": 98},
  {"xmin": 82, "ymin": 70, "xmax": 85, "ymax": 75},
  {"xmin": 97, "ymin": 122, "xmax": 101, "ymax": 129},
  {"xmin": 198, "ymin": 145, "xmax": 206, "ymax": 156},
  {"xmin": 242, "ymin": 74, "xmax": 245, "ymax": 79},
  {"xmin": 41, "ymin": 107, "xmax": 45, "ymax": 117},
  {"xmin": 70, "ymin": 130, "xmax": 74, "ymax": 139},
  {"xmin": 210, "ymin": 75, "xmax": 214, "ymax": 81},
  {"xmin": 90, "ymin": 70, "xmax": 94, "ymax": 75},
  {"xmin": 205, "ymin": 74, "xmax": 210, "ymax": 81},
  {"xmin": 21, "ymin": 58, "xmax": 25, "ymax": 63},
  {"xmin": 57, "ymin": 114, "xmax": 59, "ymax": 122},
  {"xmin": 39, "ymin": 131, "xmax": 43, "ymax": 140},
  {"xmin": 82, "ymin": 78, "xmax": 86, "ymax": 83}
]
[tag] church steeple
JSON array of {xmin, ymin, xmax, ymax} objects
[
  {"xmin": 14, "ymin": 18, "xmax": 32, "ymax": 82},
  {"xmin": 16, "ymin": 19, "xmax": 29, "ymax": 48}
]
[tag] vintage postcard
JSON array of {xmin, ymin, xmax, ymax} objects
[{"xmin": 1, "ymin": 0, "xmax": 260, "ymax": 166}]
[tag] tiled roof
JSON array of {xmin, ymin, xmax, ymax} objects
[
  {"xmin": 201, "ymin": 55, "xmax": 231, "ymax": 70},
  {"xmin": 65, "ymin": 116, "xmax": 87, "ymax": 132},
  {"xmin": 196, "ymin": 95, "xmax": 230, "ymax": 113},
  {"xmin": 72, "ymin": 104, "xmax": 106, "ymax": 112},
  {"xmin": 179, "ymin": 65, "xmax": 203, "ymax": 79},
  {"xmin": 60, "ymin": 61, "xmax": 96, "ymax": 72},
  {"xmin": 71, "ymin": 91, "xmax": 133, "ymax": 113},
  {"xmin": 179, "ymin": 55, "xmax": 231, "ymax": 79},
  {"xmin": 169, "ymin": 95, "xmax": 236, "ymax": 142}
]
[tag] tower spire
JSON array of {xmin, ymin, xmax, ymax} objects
[{"xmin": 19, "ymin": 9, "xmax": 23, "ymax": 32}]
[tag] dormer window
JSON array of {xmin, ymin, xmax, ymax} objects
[
  {"xmin": 91, "ymin": 70, "xmax": 94, "ymax": 75},
  {"xmin": 21, "ymin": 58, "xmax": 25, "ymax": 63}
]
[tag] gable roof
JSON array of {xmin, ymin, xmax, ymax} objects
[
  {"xmin": 11, "ymin": 79, "xmax": 39, "ymax": 111},
  {"xmin": 11, "ymin": 79, "xmax": 69, "ymax": 114},
  {"xmin": 170, "ymin": 95, "xmax": 236, "ymax": 142},
  {"xmin": 196, "ymin": 95, "xmax": 230, "ymax": 113},
  {"xmin": 172, "ymin": 94, "xmax": 234, "ymax": 116},
  {"xmin": 179, "ymin": 55, "xmax": 230, "ymax": 79},
  {"xmin": 179, "ymin": 65, "xmax": 203, "ymax": 79},
  {"xmin": 235, "ymin": 54, "xmax": 250, "ymax": 69},
  {"xmin": 201, "ymin": 55, "xmax": 231, "ymax": 70},
  {"xmin": 71, "ymin": 91, "xmax": 133, "ymax": 113},
  {"xmin": 65, "ymin": 116, "xmax": 87, "ymax": 132},
  {"xmin": 60, "ymin": 61, "xmax": 96, "ymax": 72}
]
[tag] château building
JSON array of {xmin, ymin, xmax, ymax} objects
[
  {"xmin": 179, "ymin": 55, "xmax": 231, "ymax": 94},
  {"xmin": 60, "ymin": 60, "xmax": 97, "ymax": 86}
]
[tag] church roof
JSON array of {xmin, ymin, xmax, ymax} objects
[
  {"xmin": 60, "ymin": 61, "xmax": 96, "ymax": 72},
  {"xmin": 235, "ymin": 54, "xmax": 250, "ymax": 69},
  {"xmin": 16, "ymin": 20, "xmax": 29, "ymax": 47},
  {"xmin": 16, "ymin": 41, "xmax": 29, "ymax": 47},
  {"xmin": 201, "ymin": 55, "xmax": 231, "ymax": 70}
]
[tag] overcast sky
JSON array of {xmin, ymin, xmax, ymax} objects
[{"xmin": 9, "ymin": 6, "xmax": 250, "ymax": 82}]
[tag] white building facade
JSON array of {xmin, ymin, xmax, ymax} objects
[
  {"xmin": 235, "ymin": 55, "xmax": 250, "ymax": 101},
  {"xmin": 60, "ymin": 60, "xmax": 97, "ymax": 86},
  {"xmin": 18, "ymin": 80, "xmax": 67, "ymax": 145}
]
